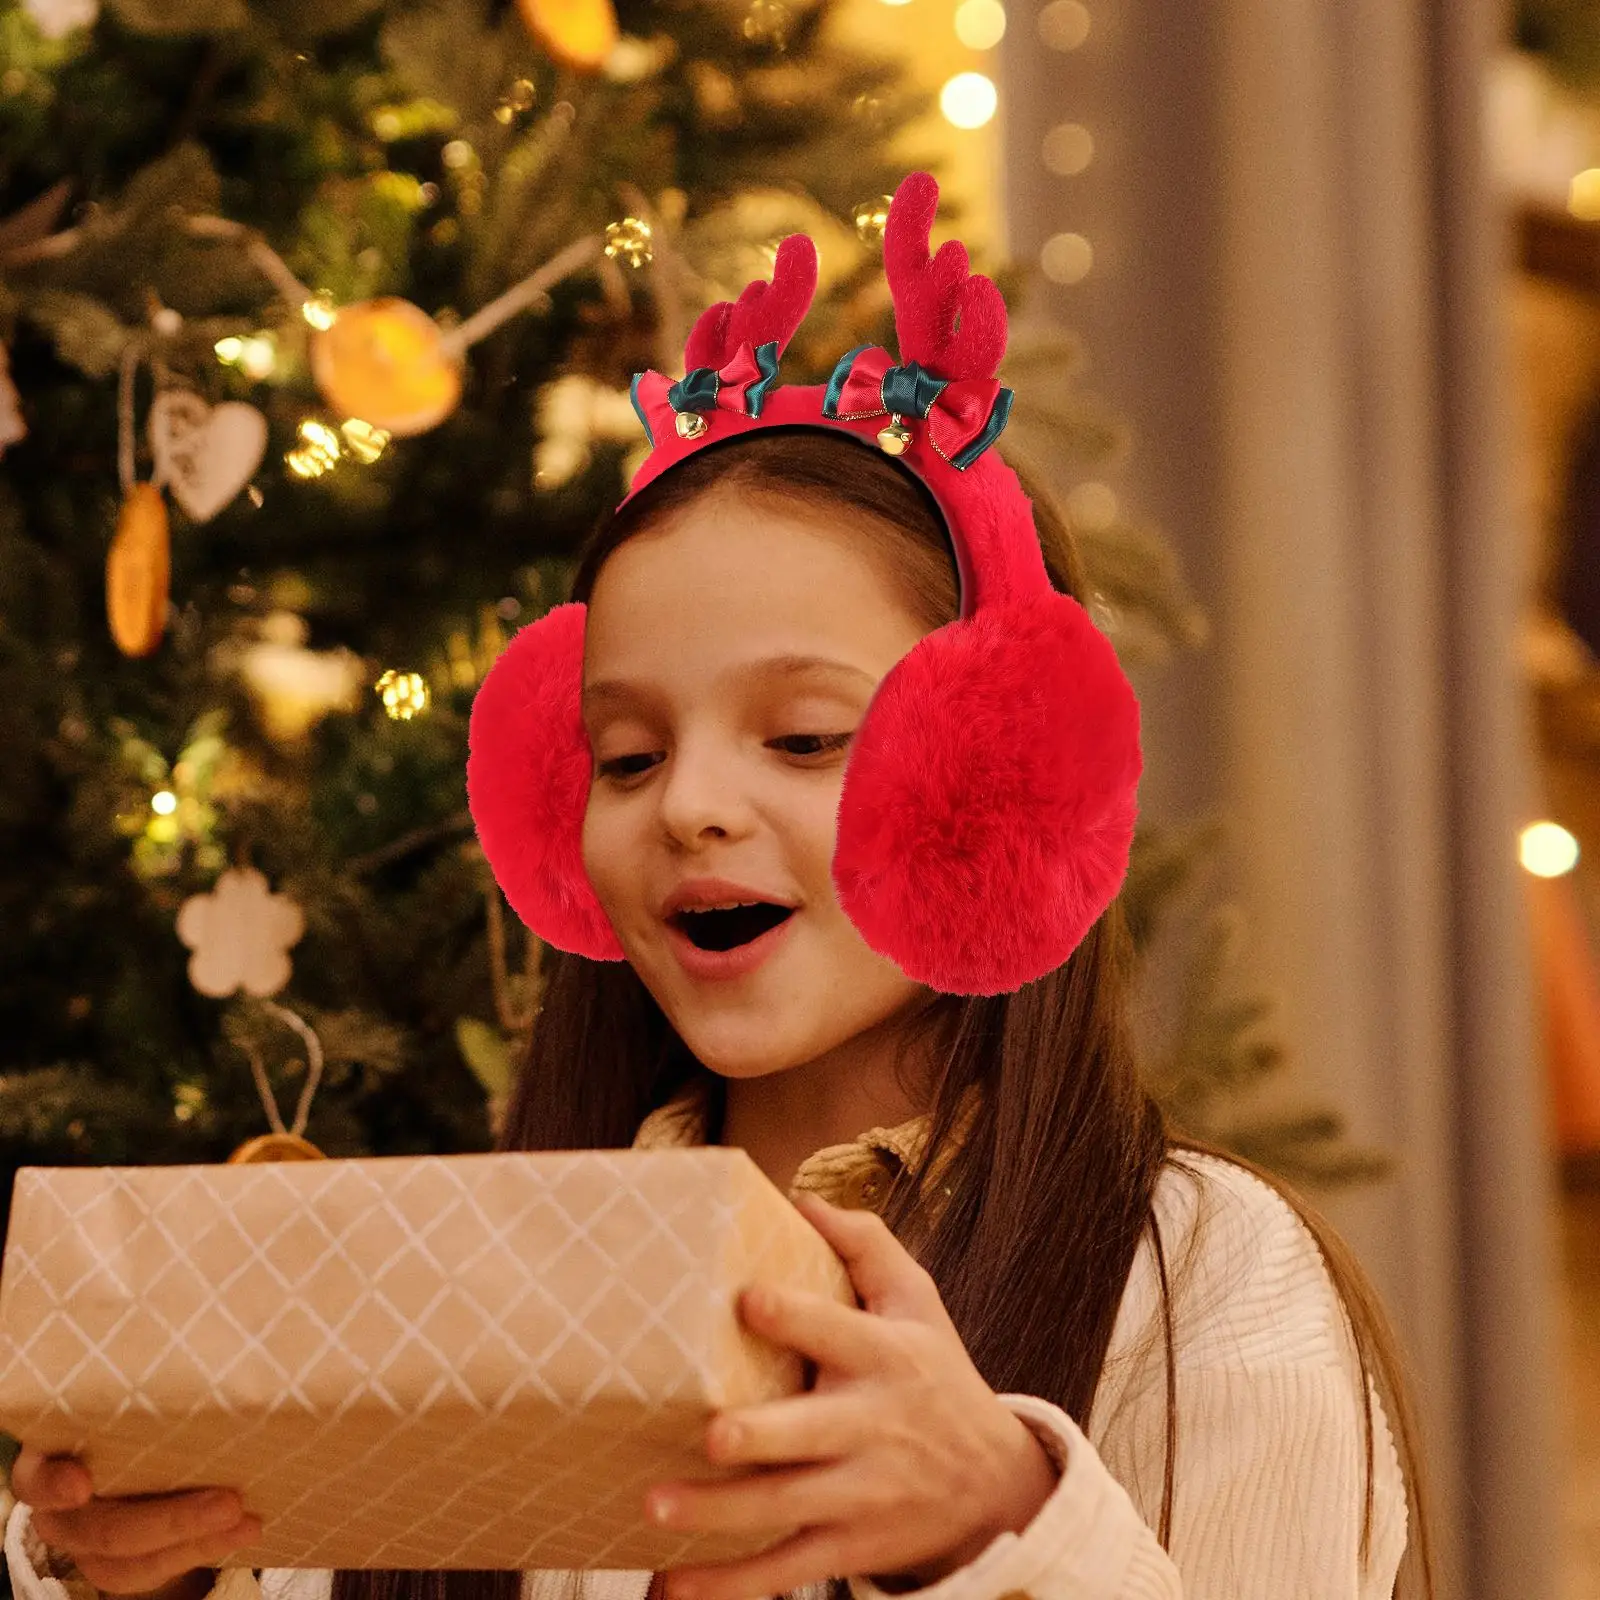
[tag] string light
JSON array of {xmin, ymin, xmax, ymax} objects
[
  {"xmin": 301, "ymin": 291, "xmax": 338, "ymax": 331},
  {"xmin": 940, "ymin": 72, "xmax": 998, "ymax": 130},
  {"xmin": 1521, "ymin": 821, "xmax": 1581, "ymax": 878},
  {"xmin": 1040, "ymin": 231, "xmax": 1094, "ymax": 285},
  {"xmin": 954, "ymin": 0, "xmax": 1007, "ymax": 50},
  {"xmin": 340, "ymin": 417, "xmax": 391, "ymax": 463},
  {"xmin": 215, "ymin": 333, "xmax": 276, "ymax": 379},
  {"xmin": 151, "ymin": 790, "xmax": 178, "ymax": 816},
  {"xmin": 1066, "ymin": 481, "xmax": 1119, "ymax": 529},
  {"xmin": 285, "ymin": 419, "xmax": 343, "ymax": 479},
  {"xmin": 1043, "ymin": 121, "xmax": 1095, "ymax": 176},
  {"xmin": 1572, "ymin": 169, "xmax": 1600, "ymax": 221},
  {"xmin": 1038, "ymin": 0, "xmax": 1091, "ymax": 51}
]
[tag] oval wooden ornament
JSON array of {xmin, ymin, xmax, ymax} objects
[
  {"xmin": 106, "ymin": 482, "xmax": 170, "ymax": 657},
  {"xmin": 310, "ymin": 298, "xmax": 464, "ymax": 437},
  {"xmin": 516, "ymin": 0, "xmax": 619, "ymax": 71},
  {"xmin": 228, "ymin": 1132, "xmax": 327, "ymax": 1163}
]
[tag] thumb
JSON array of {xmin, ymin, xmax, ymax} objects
[{"xmin": 12, "ymin": 1448, "xmax": 92, "ymax": 1511}]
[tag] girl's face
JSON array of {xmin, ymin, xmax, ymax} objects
[{"xmin": 579, "ymin": 489, "xmax": 940, "ymax": 1085}]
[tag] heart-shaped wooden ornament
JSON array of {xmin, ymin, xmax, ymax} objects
[{"xmin": 149, "ymin": 388, "xmax": 268, "ymax": 522}]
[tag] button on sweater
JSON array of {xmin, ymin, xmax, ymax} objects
[{"xmin": 6, "ymin": 1079, "xmax": 1408, "ymax": 1600}]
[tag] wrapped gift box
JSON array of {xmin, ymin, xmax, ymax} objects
[{"xmin": 0, "ymin": 1148, "xmax": 854, "ymax": 1570}]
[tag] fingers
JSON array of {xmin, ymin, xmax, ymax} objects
[
  {"xmin": 648, "ymin": 1462, "xmax": 859, "ymax": 1538},
  {"xmin": 11, "ymin": 1447, "xmax": 93, "ymax": 1512},
  {"xmin": 33, "ymin": 1489, "xmax": 249, "ymax": 1562},
  {"xmin": 74, "ymin": 1515, "xmax": 260, "ymax": 1597},
  {"xmin": 738, "ymin": 1283, "xmax": 891, "ymax": 1375},
  {"xmin": 790, "ymin": 1194, "xmax": 941, "ymax": 1318},
  {"xmin": 11, "ymin": 1446, "xmax": 262, "ymax": 1596},
  {"xmin": 703, "ymin": 1394, "xmax": 865, "ymax": 1468}
]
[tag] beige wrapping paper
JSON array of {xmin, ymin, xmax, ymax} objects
[{"xmin": 0, "ymin": 1148, "xmax": 855, "ymax": 1571}]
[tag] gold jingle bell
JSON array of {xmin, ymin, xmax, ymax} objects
[
  {"xmin": 676, "ymin": 410, "xmax": 709, "ymax": 440},
  {"xmin": 877, "ymin": 415, "xmax": 913, "ymax": 456}
]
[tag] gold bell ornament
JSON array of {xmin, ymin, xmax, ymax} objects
[
  {"xmin": 877, "ymin": 414, "xmax": 912, "ymax": 456},
  {"xmin": 676, "ymin": 411, "xmax": 708, "ymax": 439}
]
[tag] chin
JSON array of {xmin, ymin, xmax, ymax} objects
[{"xmin": 666, "ymin": 1020, "xmax": 813, "ymax": 1081}]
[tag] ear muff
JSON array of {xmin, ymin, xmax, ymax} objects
[
  {"xmin": 466, "ymin": 602, "xmax": 626, "ymax": 962},
  {"xmin": 832, "ymin": 590, "xmax": 1142, "ymax": 995}
]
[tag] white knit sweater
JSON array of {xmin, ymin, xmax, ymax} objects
[{"xmin": 5, "ymin": 1129, "xmax": 1409, "ymax": 1600}]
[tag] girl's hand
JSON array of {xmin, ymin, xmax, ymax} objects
[
  {"xmin": 645, "ymin": 1192, "xmax": 1062, "ymax": 1600},
  {"xmin": 10, "ymin": 1444, "xmax": 262, "ymax": 1597}
]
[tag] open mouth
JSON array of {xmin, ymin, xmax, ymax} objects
[{"xmin": 669, "ymin": 904, "xmax": 795, "ymax": 951}]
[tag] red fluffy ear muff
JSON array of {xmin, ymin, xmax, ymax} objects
[
  {"xmin": 467, "ymin": 171, "xmax": 1143, "ymax": 995},
  {"xmin": 466, "ymin": 602, "xmax": 623, "ymax": 962}
]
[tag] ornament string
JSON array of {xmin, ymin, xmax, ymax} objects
[
  {"xmin": 240, "ymin": 1000, "xmax": 326, "ymax": 1138},
  {"xmin": 617, "ymin": 181, "xmax": 691, "ymax": 373},
  {"xmin": 181, "ymin": 216, "xmax": 315, "ymax": 306},
  {"xmin": 438, "ymin": 233, "xmax": 606, "ymax": 358},
  {"xmin": 485, "ymin": 886, "xmax": 541, "ymax": 1035},
  {"xmin": 116, "ymin": 341, "xmax": 139, "ymax": 492}
]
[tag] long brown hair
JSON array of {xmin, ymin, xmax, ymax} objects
[{"xmin": 332, "ymin": 429, "xmax": 1435, "ymax": 1600}]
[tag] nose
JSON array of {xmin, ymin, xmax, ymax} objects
[{"xmin": 655, "ymin": 737, "xmax": 754, "ymax": 847}]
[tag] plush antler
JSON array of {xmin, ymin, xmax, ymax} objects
[
  {"xmin": 681, "ymin": 234, "xmax": 818, "ymax": 373},
  {"xmin": 883, "ymin": 171, "xmax": 1007, "ymax": 381}
]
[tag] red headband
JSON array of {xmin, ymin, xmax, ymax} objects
[{"xmin": 466, "ymin": 172, "xmax": 1141, "ymax": 995}]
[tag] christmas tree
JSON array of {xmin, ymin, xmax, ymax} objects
[{"xmin": 0, "ymin": 0, "xmax": 1381, "ymax": 1260}]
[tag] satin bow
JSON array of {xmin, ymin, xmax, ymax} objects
[
  {"xmin": 670, "ymin": 338, "xmax": 781, "ymax": 420},
  {"xmin": 822, "ymin": 345, "xmax": 1014, "ymax": 470}
]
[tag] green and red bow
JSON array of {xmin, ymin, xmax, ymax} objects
[
  {"xmin": 821, "ymin": 344, "xmax": 1014, "ymax": 470},
  {"xmin": 629, "ymin": 339, "xmax": 782, "ymax": 443}
]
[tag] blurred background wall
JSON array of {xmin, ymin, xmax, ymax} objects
[{"xmin": 998, "ymin": 2, "xmax": 1567, "ymax": 1597}]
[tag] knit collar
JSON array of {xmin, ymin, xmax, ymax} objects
[{"xmin": 631, "ymin": 1073, "xmax": 980, "ymax": 1214}]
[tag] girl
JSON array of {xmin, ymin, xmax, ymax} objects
[{"xmin": 8, "ymin": 173, "xmax": 1433, "ymax": 1600}]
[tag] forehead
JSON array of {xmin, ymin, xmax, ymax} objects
[{"xmin": 581, "ymin": 494, "xmax": 928, "ymax": 686}]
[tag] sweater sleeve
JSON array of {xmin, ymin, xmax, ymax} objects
[{"xmin": 845, "ymin": 1154, "xmax": 1409, "ymax": 1600}]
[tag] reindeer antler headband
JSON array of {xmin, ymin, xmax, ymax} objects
[{"xmin": 467, "ymin": 172, "xmax": 1142, "ymax": 996}]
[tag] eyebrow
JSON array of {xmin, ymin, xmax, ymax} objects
[{"xmin": 582, "ymin": 653, "xmax": 876, "ymax": 709}]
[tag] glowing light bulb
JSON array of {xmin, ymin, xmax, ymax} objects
[
  {"xmin": 1040, "ymin": 231, "xmax": 1094, "ymax": 284},
  {"xmin": 238, "ymin": 335, "xmax": 276, "ymax": 381},
  {"xmin": 1038, "ymin": 0, "xmax": 1091, "ymax": 51},
  {"xmin": 955, "ymin": 0, "xmax": 1007, "ymax": 50},
  {"xmin": 1043, "ymin": 122, "xmax": 1095, "ymax": 176},
  {"xmin": 301, "ymin": 292, "xmax": 337, "ymax": 331},
  {"xmin": 1521, "ymin": 821, "xmax": 1580, "ymax": 878},
  {"xmin": 1066, "ymin": 481, "xmax": 1119, "ymax": 529},
  {"xmin": 1572, "ymin": 170, "xmax": 1600, "ymax": 221},
  {"xmin": 940, "ymin": 72, "xmax": 998, "ymax": 130},
  {"xmin": 151, "ymin": 790, "xmax": 178, "ymax": 816}
]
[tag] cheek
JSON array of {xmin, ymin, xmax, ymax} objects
[{"xmin": 580, "ymin": 793, "xmax": 627, "ymax": 910}]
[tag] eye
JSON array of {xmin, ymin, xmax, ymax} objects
[
  {"xmin": 593, "ymin": 732, "xmax": 852, "ymax": 784},
  {"xmin": 595, "ymin": 753, "xmax": 660, "ymax": 781},
  {"xmin": 772, "ymin": 732, "xmax": 853, "ymax": 759}
]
